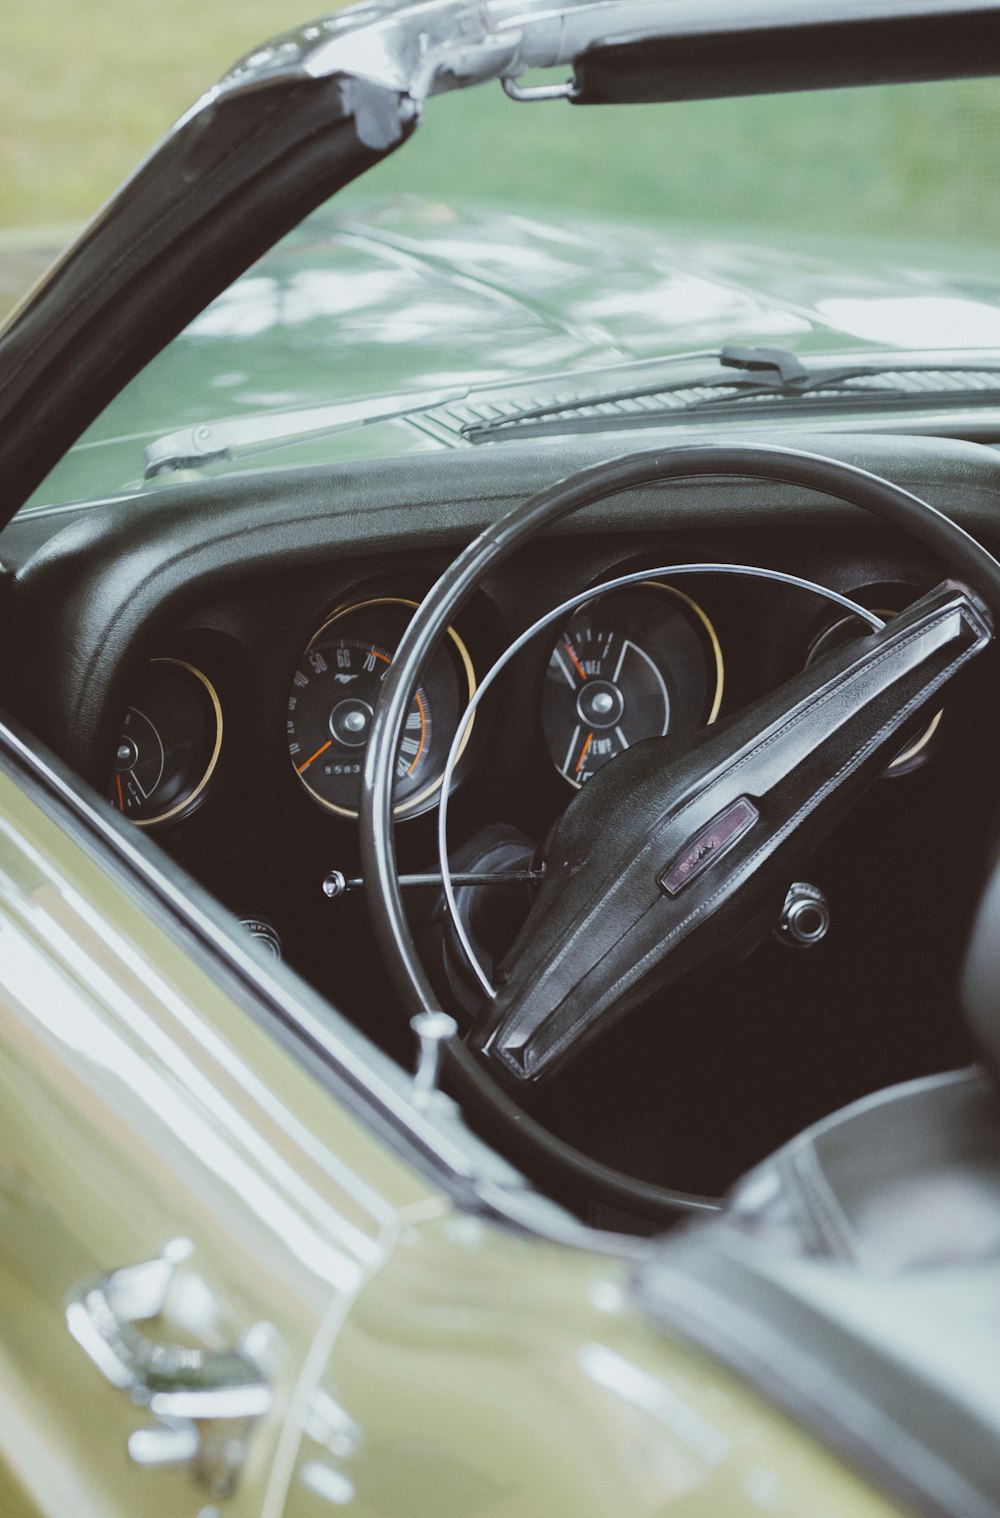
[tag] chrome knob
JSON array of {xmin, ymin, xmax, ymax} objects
[{"xmin": 775, "ymin": 882, "xmax": 830, "ymax": 948}]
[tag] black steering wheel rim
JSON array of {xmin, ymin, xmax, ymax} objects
[{"xmin": 361, "ymin": 442, "xmax": 1000, "ymax": 1027}]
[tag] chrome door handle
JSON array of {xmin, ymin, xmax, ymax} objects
[{"xmin": 67, "ymin": 1238, "xmax": 272, "ymax": 1499}]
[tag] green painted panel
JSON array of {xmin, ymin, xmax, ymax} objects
[
  {"xmin": 0, "ymin": 763, "xmax": 442, "ymax": 1516},
  {"xmin": 293, "ymin": 1214, "xmax": 914, "ymax": 1518}
]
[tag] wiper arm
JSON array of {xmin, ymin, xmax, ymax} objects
[
  {"xmin": 144, "ymin": 385, "xmax": 468, "ymax": 479},
  {"xmin": 460, "ymin": 346, "xmax": 1000, "ymax": 442},
  {"xmin": 142, "ymin": 348, "xmax": 1000, "ymax": 473},
  {"xmin": 142, "ymin": 348, "xmax": 728, "ymax": 477}
]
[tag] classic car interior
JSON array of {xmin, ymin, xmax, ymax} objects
[
  {"xmin": 4, "ymin": 426, "xmax": 1000, "ymax": 1211},
  {"xmin": 5, "ymin": 4, "xmax": 1000, "ymax": 1511}
]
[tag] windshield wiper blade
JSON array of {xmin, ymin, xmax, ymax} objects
[{"xmin": 459, "ymin": 346, "xmax": 1000, "ymax": 442}]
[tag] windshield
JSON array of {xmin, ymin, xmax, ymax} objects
[{"xmin": 24, "ymin": 72, "xmax": 1000, "ymax": 511}]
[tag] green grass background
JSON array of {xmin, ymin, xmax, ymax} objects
[
  {"xmin": 1, "ymin": 1, "xmax": 998, "ymax": 249},
  {"xmin": 0, "ymin": 3, "xmax": 315, "ymax": 228},
  {"xmin": 347, "ymin": 77, "xmax": 1000, "ymax": 252}
]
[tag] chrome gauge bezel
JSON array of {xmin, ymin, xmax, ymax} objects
[{"xmin": 288, "ymin": 596, "xmax": 477, "ymax": 820}]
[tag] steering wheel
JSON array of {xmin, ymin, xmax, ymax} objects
[{"xmin": 360, "ymin": 444, "xmax": 1000, "ymax": 1091}]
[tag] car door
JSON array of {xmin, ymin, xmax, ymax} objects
[{"xmin": 0, "ymin": 744, "xmax": 443, "ymax": 1518}]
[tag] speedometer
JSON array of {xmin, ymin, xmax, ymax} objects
[
  {"xmin": 542, "ymin": 583, "xmax": 723, "ymax": 786},
  {"xmin": 287, "ymin": 597, "xmax": 476, "ymax": 818}
]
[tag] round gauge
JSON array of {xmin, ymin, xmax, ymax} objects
[
  {"xmin": 287, "ymin": 597, "xmax": 476, "ymax": 818},
  {"xmin": 542, "ymin": 583, "xmax": 723, "ymax": 786},
  {"xmin": 806, "ymin": 608, "xmax": 942, "ymax": 775},
  {"xmin": 110, "ymin": 658, "xmax": 222, "ymax": 825}
]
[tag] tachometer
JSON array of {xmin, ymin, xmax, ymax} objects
[
  {"xmin": 287, "ymin": 597, "xmax": 476, "ymax": 818},
  {"xmin": 110, "ymin": 658, "xmax": 222, "ymax": 825},
  {"xmin": 542, "ymin": 583, "xmax": 723, "ymax": 786}
]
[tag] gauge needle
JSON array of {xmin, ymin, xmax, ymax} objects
[
  {"xmin": 575, "ymin": 732, "xmax": 593, "ymax": 775},
  {"xmin": 565, "ymin": 641, "xmax": 588, "ymax": 682},
  {"xmin": 116, "ymin": 774, "xmax": 124, "ymax": 810},
  {"xmin": 297, "ymin": 739, "xmax": 332, "ymax": 775}
]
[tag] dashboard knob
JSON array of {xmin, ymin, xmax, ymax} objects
[
  {"xmin": 322, "ymin": 870, "xmax": 348, "ymax": 900},
  {"xmin": 774, "ymin": 883, "xmax": 830, "ymax": 948}
]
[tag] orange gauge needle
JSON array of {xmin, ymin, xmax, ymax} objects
[
  {"xmin": 116, "ymin": 774, "xmax": 124, "ymax": 810},
  {"xmin": 575, "ymin": 732, "xmax": 593, "ymax": 775},
  {"xmin": 297, "ymin": 739, "xmax": 332, "ymax": 775},
  {"xmin": 565, "ymin": 641, "xmax": 588, "ymax": 681}
]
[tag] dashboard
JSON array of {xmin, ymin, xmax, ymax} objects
[{"xmin": 5, "ymin": 430, "xmax": 1000, "ymax": 1190}]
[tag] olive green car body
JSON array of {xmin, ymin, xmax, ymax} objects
[{"xmin": 0, "ymin": 756, "xmax": 904, "ymax": 1516}]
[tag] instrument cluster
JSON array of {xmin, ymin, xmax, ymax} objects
[
  {"xmin": 107, "ymin": 561, "xmax": 943, "ymax": 837},
  {"xmin": 108, "ymin": 574, "xmax": 728, "ymax": 832}
]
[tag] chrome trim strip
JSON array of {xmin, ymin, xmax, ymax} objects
[{"xmin": 257, "ymin": 0, "xmax": 1000, "ymax": 102}]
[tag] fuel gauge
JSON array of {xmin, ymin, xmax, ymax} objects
[{"xmin": 542, "ymin": 583, "xmax": 723, "ymax": 786}]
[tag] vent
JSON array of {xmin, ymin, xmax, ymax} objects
[{"xmin": 422, "ymin": 366, "xmax": 1000, "ymax": 443}]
